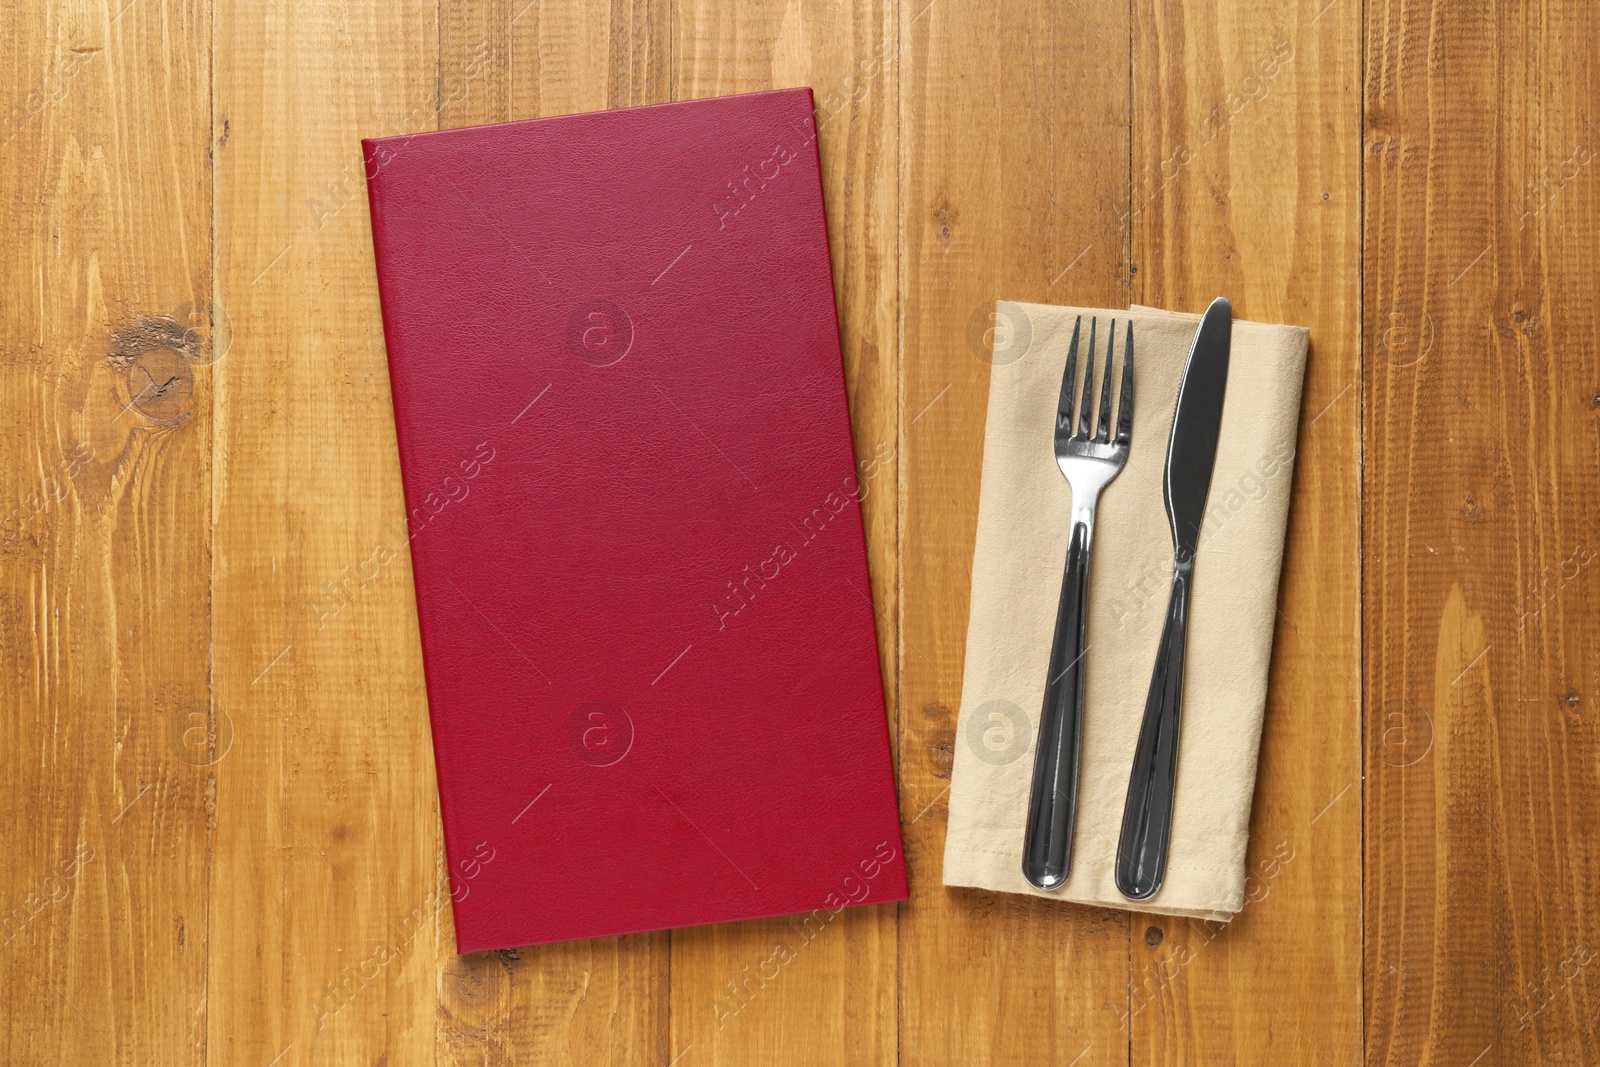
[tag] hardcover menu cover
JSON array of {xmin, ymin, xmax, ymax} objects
[{"xmin": 362, "ymin": 88, "xmax": 907, "ymax": 952}]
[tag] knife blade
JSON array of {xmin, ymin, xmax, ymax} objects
[
  {"xmin": 1162, "ymin": 298, "xmax": 1233, "ymax": 557},
  {"xmin": 1114, "ymin": 296, "xmax": 1232, "ymax": 900}
]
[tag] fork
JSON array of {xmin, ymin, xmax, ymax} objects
[{"xmin": 1022, "ymin": 316, "xmax": 1134, "ymax": 891}]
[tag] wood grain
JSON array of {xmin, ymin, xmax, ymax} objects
[
  {"xmin": 1365, "ymin": 0, "xmax": 1600, "ymax": 1063},
  {"xmin": 896, "ymin": 1, "xmax": 1134, "ymax": 1065},
  {"xmin": 0, "ymin": 2, "xmax": 212, "ymax": 1063},
  {"xmin": 1128, "ymin": 1, "xmax": 1364, "ymax": 1064},
  {"xmin": 6, "ymin": 0, "xmax": 1600, "ymax": 1063},
  {"xmin": 208, "ymin": 2, "xmax": 440, "ymax": 1064}
]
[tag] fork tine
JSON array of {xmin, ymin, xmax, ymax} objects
[
  {"xmin": 1115, "ymin": 319, "xmax": 1134, "ymax": 445},
  {"xmin": 1078, "ymin": 317, "xmax": 1096, "ymax": 439},
  {"xmin": 1094, "ymin": 318, "xmax": 1116, "ymax": 442},
  {"xmin": 1056, "ymin": 316, "xmax": 1082, "ymax": 437}
]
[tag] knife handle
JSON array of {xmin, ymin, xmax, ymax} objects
[
  {"xmin": 1022, "ymin": 518, "xmax": 1092, "ymax": 891},
  {"xmin": 1115, "ymin": 557, "xmax": 1193, "ymax": 900}
]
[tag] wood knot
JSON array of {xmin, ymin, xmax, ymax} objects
[
  {"xmin": 924, "ymin": 705, "xmax": 956, "ymax": 778},
  {"xmin": 931, "ymin": 201, "xmax": 956, "ymax": 249},
  {"xmin": 926, "ymin": 727, "xmax": 954, "ymax": 780},
  {"xmin": 109, "ymin": 316, "xmax": 201, "ymax": 424}
]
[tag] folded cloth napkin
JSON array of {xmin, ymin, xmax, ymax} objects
[{"xmin": 942, "ymin": 301, "xmax": 1309, "ymax": 920}]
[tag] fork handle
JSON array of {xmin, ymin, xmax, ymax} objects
[
  {"xmin": 1022, "ymin": 515, "xmax": 1094, "ymax": 891},
  {"xmin": 1114, "ymin": 557, "xmax": 1193, "ymax": 900}
]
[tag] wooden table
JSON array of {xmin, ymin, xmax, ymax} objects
[{"xmin": 3, "ymin": 0, "xmax": 1595, "ymax": 1063}]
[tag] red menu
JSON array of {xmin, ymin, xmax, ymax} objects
[{"xmin": 363, "ymin": 88, "xmax": 907, "ymax": 952}]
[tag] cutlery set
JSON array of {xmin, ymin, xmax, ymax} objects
[{"xmin": 1022, "ymin": 298, "xmax": 1234, "ymax": 900}]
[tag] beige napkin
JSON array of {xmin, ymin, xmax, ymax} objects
[{"xmin": 942, "ymin": 301, "xmax": 1308, "ymax": 920}]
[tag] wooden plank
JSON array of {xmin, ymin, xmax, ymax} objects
[
  {"xmin": 665, "ymin": 4, "xmax": 901, "ymax": 1066},
  {"xmin": 1365, "ymin": 0, "xmax": 1600, "ymax": 1063},
  {"xmin": 897, "ymin": 2, "xmax": 1134, "ymax": 1064},
  {"xmin": 207, "ymin": 2, "xmax": 441, "ymax": 1063},
  {"xmin": 0, "ymin": 2, "xmax": 212, "ymax": 1064},
  {"xmin": 1127, "ymin": 2, "xmax": 1364, "ymax": 1064},
  {"xmin": 431, "ymin": 4, "xmax": 672, "ymax": 1065}
]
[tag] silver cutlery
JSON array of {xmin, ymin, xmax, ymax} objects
[
  {"xmin": 1023, "ymin": 316, "xmax": 1134, "ymax": 891},
  {"xmin": 1114, "ymin": 297, "xmax": 1233, "ymax": 900}
]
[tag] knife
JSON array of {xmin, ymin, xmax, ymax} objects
[{"xmin": 1114, "ymin": 296, "xmax": 1232, "ymax": 900}]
